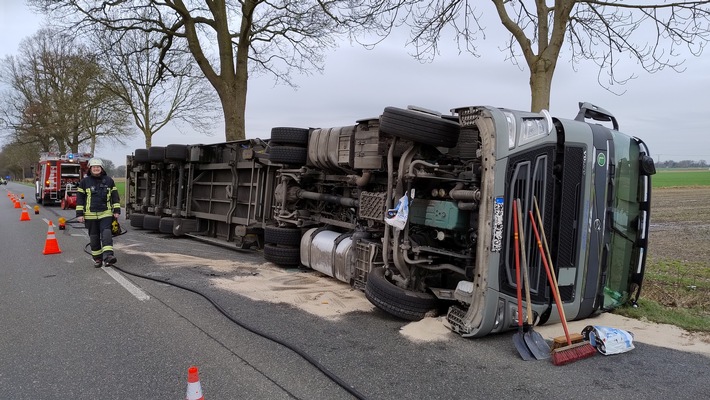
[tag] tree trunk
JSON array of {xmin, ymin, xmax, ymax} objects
[
  {"xmin": 224, "ymin": 1, "xmax": 254, "ymax": 142},
  {"xmin": 220, "ymin": 86, "xmax": 246, "ymax": 142},
  {"xmin": 529, "ymin": 61, "xmax": 555, "ymax": 112}
]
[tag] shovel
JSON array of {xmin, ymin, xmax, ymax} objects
[
  {"xmin": 516, "ymin": 199, "xmax": 551, "ymax": 360},
  {"xmin": 512, "ymin": 199, "xmax": 535, "ymax": 361}
]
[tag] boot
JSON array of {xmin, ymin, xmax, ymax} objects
[{"xmin": 104, "ymin": 254, "xmax": 117, "ymax": 266}]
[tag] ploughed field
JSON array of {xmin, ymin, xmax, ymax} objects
[{"xmin": 646, "ymin": 187, "xmax": 710, "ymax": 313}]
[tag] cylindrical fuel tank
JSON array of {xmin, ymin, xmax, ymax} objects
[{"xmin": 300, "ymin": 228, "xmax": 353, "ymax": 284}]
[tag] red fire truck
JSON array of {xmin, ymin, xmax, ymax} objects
[{"xmin": 34, "ymin": 152, "xmax": 92, "ymax": 208}]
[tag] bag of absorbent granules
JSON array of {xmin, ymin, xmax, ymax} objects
[{"xmin": 582, "ymin": 325, "xmax": 635, "ymax": 355}]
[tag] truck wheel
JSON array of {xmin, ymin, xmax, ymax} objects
[
  {"xmin": 159, "ymin": 217, "xmax": 175, "ymax": 234},
  {"xmin": 270, "ymin": 127, "xmax": 309, "ymax": 146},
  {"xmin": 364, "ymin": 267, "xmax": 439, "ymax": 321},
  {"xmin": 143, "ymin": 215, "xmax": 161, "ymax": 231},
  {"xmin": 269, "ymin": 146, "xmax": 308, "ymax": 165},
  {"xmin": 380, "ymin": 107, "xmax": 460, "ymax": 148},
  {"xmin": 263, "ymin": 244, "xmax": 301, "ymax": 267},
  {"xmin": 129, "ymin": 213, "xmax": 145, "ymax": 228},
  {"xmin": 165, "ymin": 144, "xmax": 189, "ymax": 162},
  {"xmin": 134, "ymin": 149, "xmax": 149, "ymax": 163},
  {"xmin": 149, "ymin": 146, "xmax": 166, "ymax": 163},
  {"xmin": 264, "ymin": 226, "xmax": 302, "ymax": 246}
]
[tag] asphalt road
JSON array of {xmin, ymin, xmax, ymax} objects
[{"xmin": 1, "ymin": 181, "xmax": 708, "ymax": 400}]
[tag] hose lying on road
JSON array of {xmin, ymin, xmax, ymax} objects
[{"xmin": 83, "ymin": 244, "xmax": 367, "ymax": 400}]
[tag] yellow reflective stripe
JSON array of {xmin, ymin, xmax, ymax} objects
[
  {"xmin": 76, "ymin": 205, "xmax": 85, "ymax": 211},
  {"xmin": 77, "ymin": 187, "xmax": 85, "ymax": 193},
  {"xmin": 91, "ymin": 249, "xmax": 103, "ymax": 256},
  {"xmin": 83, "ymin": 210, "xmax": 113, "ymax": 219},
  {"xmin": 85, "ymin": 189, "xmax": 92, "ymax": 213},
  {"xmin": 112, "ymin": 203, "xmax": 121, "ymax": 209},
  {"xmin": 101, "ymin": 245, "xmax": 113, "ymax": 252}
]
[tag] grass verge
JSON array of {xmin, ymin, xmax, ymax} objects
[{"xmin": 614, "ymin": 298, "xmax": 710, "ymax": 333}]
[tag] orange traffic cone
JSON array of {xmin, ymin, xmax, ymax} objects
[
  {"xmin": 20, "ymin": 203, "xmax": 31, "ymax": 221},
  {"xmin": 42, "ymin": 221, "xmax": 62, "ymax": 255},
  {"xmin": 185, "ymin": 366, "xmax": 204, "ymax": 400},
  {"xmin": 14, "ymin": 200, "xmax": 20, "ymax": 208}
]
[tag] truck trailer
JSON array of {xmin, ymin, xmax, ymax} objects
[{"xmin": 125, "ymin": 102, "xmax": 655, "ymax": 337}]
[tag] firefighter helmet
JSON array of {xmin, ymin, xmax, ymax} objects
[{"xmin": 88, "ymin": 158, "xmax": 103, "ymax": 168}]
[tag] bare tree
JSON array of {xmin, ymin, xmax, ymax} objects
[
  {"xmin": 31, "ymin": 0, "xmax": 377, "ymax": 141},
  {"xmin": 0, "ymin": 140, "xmax": 41, "ymax": 180},
  {"xmin": 344, "ymin": 1, "xmax": 710, "ymax": 112},
  {"xmin": 0, "ymin": 29, "xmax": 132, "ymax": 153},
  {"xmin": 95, "ymin": 18, "xmax": 216, "ymax": 148}
]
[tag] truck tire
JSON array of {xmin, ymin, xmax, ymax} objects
[
  {"xmin": 269, "ymin": 146, "xmax": 308, "ymax": 165},
  {"xmin": 263, "ymin": 243, "xmax": 301, "ymax": 267},
  {"xmin": 379, "ymin": 107, "xmax": 460, "ymax": 148},
  {"xmin": 364, "ymin": 267, "xmax": 439, "ymax": 321},
  {"xmin": 159, "ymin": 217, "xmax": 175, "ymax": 234},
  {"xmin": 129, "ymin": 213, "xmax": 145, "ymax": 228},
  {"xmin": 149, "ymin": 146, "xmax": 166, "ymax": 163},
  {"xmin": 143, "ymin": 215, "xmax": 161, "ymax": 231},
  {"xmin": 165, "ymin": 144, "xmax": 188, "ymax": 162},
  {"xmin": 270, "ymin": 127, "xmax": 309, "ymax": 146},
  {"xmin": 134, "ymin": 149, "xmax": 149, "ymax": 163},
  {"xmin": 264, "ymin": 226, "xmax": 302, "ymax": 246}
]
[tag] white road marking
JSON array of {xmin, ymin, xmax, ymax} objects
[{"xmin": 102, "ymin": 267, "xmax": 151, "ymax": 301}]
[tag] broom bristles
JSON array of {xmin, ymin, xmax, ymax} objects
[{"xmin": 551, "ymin": 340, "xmax": 597, "ymax": 366}]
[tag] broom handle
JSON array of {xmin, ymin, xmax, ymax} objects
[
  {"xmin": 532, "ymin": 197, "xmax": 568, "ymax": 324},
  {"xmin": 513, "ymin": 199, "xmax": 524, "ymax": 329},
  {"xmin": 516, "ymin": 200, "xmax": 534, "ymax": 325},
  {"xmin": 529, "ymin": 202, "xmax": 572, "ymax": 345}
]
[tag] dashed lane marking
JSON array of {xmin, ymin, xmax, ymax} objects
[{"xmin": 102, "ymin": 267, "xmax": 151, "ymax": 301}]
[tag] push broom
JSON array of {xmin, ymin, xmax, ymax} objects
[{"xmin": 528, "ymin": 204, "xmax": 596, "ymax": 365}]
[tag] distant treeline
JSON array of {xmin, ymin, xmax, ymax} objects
[{"xmin": 655, "ymin": 160, "xmax": 708, "ymax": 168}]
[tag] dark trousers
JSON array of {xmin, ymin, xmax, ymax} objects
[{"xmin": 85, "ymin": 217, "xmax": 114, "ymax": 260}]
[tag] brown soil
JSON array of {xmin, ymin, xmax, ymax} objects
[
  {"xmin": 646, "ymin": 188, "xmax": 710, "ymax": 310},
  {"xmin": 649, "ymin": 187, "xmax": 710, "ymax": 262}
]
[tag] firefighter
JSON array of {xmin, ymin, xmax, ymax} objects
[{"xmin": 76, "ymin": 158, "xmax": 121, "ymax": 267}]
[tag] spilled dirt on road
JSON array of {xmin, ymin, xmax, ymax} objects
[{"xmin": 121, "ymin": 248, "xmax": 374, "ymax": 320}]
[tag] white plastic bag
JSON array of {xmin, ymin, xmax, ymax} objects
[
  {"xmin": 385, "ymin": 195, "xmax": 409, "ymax": 231},
  {"xmin": 582, "ymin": 325, "xmax": 635, "ymax": 355}
]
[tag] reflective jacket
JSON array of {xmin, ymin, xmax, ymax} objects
[{"xmin": 76, "ymin": 171, "xmax": 121, "ymax": 220}]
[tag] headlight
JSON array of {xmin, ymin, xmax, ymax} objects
[
  {"xmin": 519, "ymin": 109, "xmax": 553, "ymax": 146},
  {"xmin": 503, "ymin": 111, "xmax": 516, "ymax": 149}
]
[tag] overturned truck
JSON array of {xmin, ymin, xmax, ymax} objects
[{"xmin": 126, "ymin": 102, "xmax": 656, "ymax": 337}]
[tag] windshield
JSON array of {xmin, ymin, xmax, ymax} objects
[
  {"xmin": 61, "ymin": 164, "xmax": 82, "ymax": 180},
  {"xmin": 604, "ymin": 132, "xmax": 642, "ymax": 308}
]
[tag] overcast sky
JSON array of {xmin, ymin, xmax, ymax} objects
[{"xmin": 2, "ymin": 2, "xmax": 709, "ymax": 167}]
